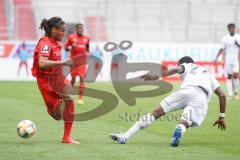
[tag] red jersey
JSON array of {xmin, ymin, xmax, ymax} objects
[
  {"xmin": 65, "ymin": 34, "xmax": 90, "ymax": 58},
  {"xmin": 32, "ymin": 36, "xmax": 62, "ymax": 77}
]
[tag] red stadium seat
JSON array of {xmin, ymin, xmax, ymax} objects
[
  {"xmin": 13, "ymin": 0, "xmax": 36, "ymax": 40},
  {"xmin": 86, "ymin": 16, "xmax": 108, "ymax": 41},
  {"xmin": 0, "ymin": 0, "xmax": 8, "ymax": 40}
]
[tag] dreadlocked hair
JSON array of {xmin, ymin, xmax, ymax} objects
[{"xmin": 39, "ymin": 17, "xmax": 65, "ymax": 36}]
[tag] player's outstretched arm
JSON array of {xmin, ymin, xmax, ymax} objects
[
  {"xmin": 214, "ymin": 49, "xmax": 223, "ymax": 63},
  {"xmin": 38, "ymin": 56, "xmax": 72, "ymax": 69},
  {"xmin": 213, "ymin": 87, "xmax": 226, "ymax": 130},
  {"xmin": 140, "ymin": 66, "xmax": 181, "ymax": 81},
  {"xmin": 161, "ymin": 66, "xmax": 181, "ymax": 77}
]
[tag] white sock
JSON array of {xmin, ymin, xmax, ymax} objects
[
  {"xmin": 226, "ymin": 79, "xmax": 233, "ymax": 96},
  {"xmin": 233, "ymin": 78, "xmax": 239, "ymax": 95},
  {"xmin": 123, "ymin": 113, "xmax": 155, "ymax": 140},
  {"xmin": 175, "ymin": 124, "xmax": 187, "ymax": 136}
]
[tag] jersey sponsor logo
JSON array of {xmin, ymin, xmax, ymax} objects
[{"xmin": 41, "ymin": 45, "xmax": 49, "ymax": 52}]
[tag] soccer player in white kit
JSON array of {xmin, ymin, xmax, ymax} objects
[
  {"xmin": 110, "ymin": 56, "xmax": 226, "ymax": 147},
  {"xmin": 215, "ymin": 23, "xmax": 240, "ymax": 100}
]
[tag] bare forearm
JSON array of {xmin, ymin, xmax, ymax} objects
[
  {"xmin": 215, "ymin": 49, "xmax": 223, "ymax": 62},
  {"xmin": 86, "ymin": 43, "xmax": 90, "ymax": 53},
  {"xmin": 162, "ymin": 68, "xmax": 179, "ymax": 77},
  {"xmin": 214, "ymin": 87, "xmax": 226, "ymax": 114},
  {"xmin": 235, "ymin": 41, "xmax": 240, "ymax": 48},
  {"xmin": 218, "ymin": 95, "xmax": 226, "ymax": 113},
  {"xmin": 39, "ymin": 59, "xmax": 63, "ymax": 69},
  {"xmin": 141, "ymin": 66, "xmax": 180, "ymax": 80}
]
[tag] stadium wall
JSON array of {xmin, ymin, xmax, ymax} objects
[{"xmin": 0, "ymin": 41, "xmax": 224, "ymax": 81}]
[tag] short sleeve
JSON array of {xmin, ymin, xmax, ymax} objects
[
  {"xmin": 210, "ymin": 74, "xmax": 221, "ymax": 92},
  {"xmin": 39, "ymin": 39, "xmax": 50, "ymax": 57}
]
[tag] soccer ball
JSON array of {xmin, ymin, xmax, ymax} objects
[{"xmin": 17, "ymin": 120, "xmax": 36, "ymax": 138}]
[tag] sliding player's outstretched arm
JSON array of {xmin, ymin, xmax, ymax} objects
[
  {"xmin": 213, "ymin": 87, "xmax": 226, "ymax": 130},
  {"xmin": 140, "ymin": 65, "xmax": 183, "ymax": 81}
]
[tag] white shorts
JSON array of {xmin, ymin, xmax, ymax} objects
[
  {"xmin": 160, "ymin": 86, "xmax": 208, "ymax": 127},
  {"xmin": 225, "ymin": 61, "xmax": 239, "ymax": 75}
]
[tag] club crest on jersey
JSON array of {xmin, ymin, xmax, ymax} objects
[
  {"xmin": 83, "ymin": 38, "xmax": 88, "ymax": 43},
  {"xmin": 42, "ymin": 45, "xmax": 49, "ymax": 52}
]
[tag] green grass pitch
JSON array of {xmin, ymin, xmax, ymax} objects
[{"xmin": 0, "ymin": 81, "xmax": 239, "ymax": 160}]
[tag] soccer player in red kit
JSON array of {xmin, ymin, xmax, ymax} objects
[
  {"xmin": 31, "ymin": 17, "xmax": 79, "ymax": 144},
  {"xmin": 65, "ymin": 23, "xmax": 90, "ymax": 105}
]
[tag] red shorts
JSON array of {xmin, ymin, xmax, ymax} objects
[
  {"xmin": 71, "ymin": 65, "xmax": 86, "ymax": 78},
  {"xmin": 37, "ymin": 75, "xmax": 70, "ymax": 120}
]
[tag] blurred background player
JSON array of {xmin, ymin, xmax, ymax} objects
[
  {"xmin": 65, "ymin": 23, "xmax": 90, "ymax": 105},
  {"xmin": 111, "ymin": 48, "xmax": 125, "ymax": 81},
  {"xmin": 31, "ymin": 17, "xmax": 79, "ymax": 144},
  {"xmin": 91, "ymin": 44, "xmax": 103, "ymax": 77},
  {"xmin": 16, "ymin": 41, "xmax": 31, "ymax": 77},
  {"xmin": 110, "ymin": 56, "xmax": 226, "ymax": 147},
  {"xmin": 215, "ymin": 23, "xmax": 240, "ymax": 100}
]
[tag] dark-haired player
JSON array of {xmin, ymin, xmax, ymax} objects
[
  {"xmin": 110, "ymin": 56, "xmax": 226, "ymax": 147},
  {"xmin": 65, "ymin": 23, "xmax": 90, "ymax": 105},
  {"xmin": 31, "ymin": 17, "xmax": 79, "ymax": 144},
  {"xmin": 215, "ymin": 23, "xmax": 240, "ymax": 100}
]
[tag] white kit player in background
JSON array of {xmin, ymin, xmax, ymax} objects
[
  {"xmin": 215, "ymin": 23, "xmax": 240, "ymax": 100},
  {"xmin": 110, "ymin": 56, "xmax": 226, "ymax": 147}
]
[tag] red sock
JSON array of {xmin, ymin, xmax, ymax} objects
[
  {"xmin": 79, "ymin": 80, "xmax": 85, "ymax": 99},
  {"xmin": 63, "ymin": 101, "xmax": 75, "ymax": 139}
]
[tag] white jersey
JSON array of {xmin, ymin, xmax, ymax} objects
[
  {"xmin": 221, "ymin": 33, "xmax": 240, "ymax": 64},
  {"xmin": 178, "ymin": 63, "xmax": 220, "ymax": 100}
]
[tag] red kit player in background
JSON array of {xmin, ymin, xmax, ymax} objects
[
  {"xmin": 31, "ymin": 17, "xmax": 79, "ymax": 144},
  {"xmin": 65, "ymin": 23, "xmax": 90, "ymax": 105}
]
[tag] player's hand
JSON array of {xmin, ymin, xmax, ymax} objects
[
  {"xmin": 213, "ymin": 117, "xmax": 226, "ymax": 130},
  {"xmin": 140, "ymin": 74, "xmax": 159, "ymax": 81},
  {"xmin": 63, "ymin": 58, "xmax": 72, "ymax": 66}
]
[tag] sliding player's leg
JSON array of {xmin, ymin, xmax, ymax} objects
[
  {"xmin": 170, "ymin": 96, "xmax": 208, "ymax": 147},
  {"xmin": 169, "ymin": 119, "xmax": 188, "ymax": 147},
  {"xmin": 110, "ymin": 89, "xmax": 187, "ymax": 144}
]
